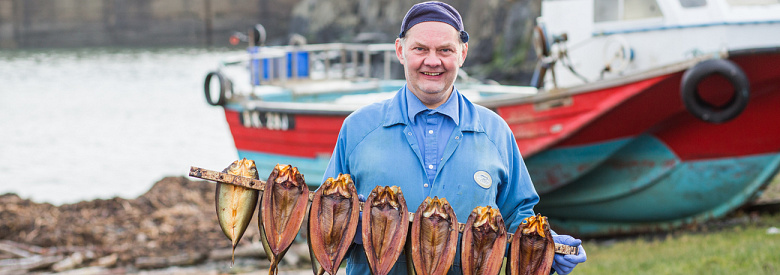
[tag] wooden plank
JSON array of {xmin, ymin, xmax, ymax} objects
[
  {"xmin": 554, "ymin": 243, "xmax": 579, "ymax": 255},
  {"xmin": 189, "ymin": 166, "xmax": 579, "ymax": 255},
  {"xmin": 0, "ymin": 242, "xmax": 33, "ymax": 258},
  {"xmin": 0, "ymin": 255, "xmax": 64, "ymax": 272},
  {"xmin": 188, "ymin": 166, "xmax": 265, "ymax": 191}
]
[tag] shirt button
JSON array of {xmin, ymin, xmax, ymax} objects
[
  {"xmin": 428, "ymin": 164, "xmax": 434, "ymax": 169},
  {"xmin": 424, "ymin": 183, "xmax": 429, "ymax": 188},
  {"xmin": 428, "ymin": 130, "xmax": 433, "ymax": 134}
]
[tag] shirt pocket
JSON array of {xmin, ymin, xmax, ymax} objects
[
  {"xmin": 446, "ymin": 154, "xmax": 503, "ymax": 215},
  {"xmin": 455, "ymin": 169, "xmax": 498, "ymax": 206}
]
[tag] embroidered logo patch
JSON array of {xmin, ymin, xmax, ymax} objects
[{"xmin": 473, "ymin": 171, "xmax": 492, "ymax": 189}]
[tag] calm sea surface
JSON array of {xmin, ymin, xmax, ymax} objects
[{"xmin": 0, "ymin": 47, "xmax": 247, "ymax": 205}]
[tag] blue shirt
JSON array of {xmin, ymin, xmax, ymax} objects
[
  {"xmin": 322, "ymin": 85, "xmax": 539, "ymax": 275},
  {"xmin": 406, "ymin": 87, "xmax": 458, "ymax": 185}
]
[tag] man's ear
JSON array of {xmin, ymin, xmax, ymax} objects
[
  {"xmin": 395, "ymin": 38, "xmax": 405, "ymax": 65},
  {"xmin": 460, "ymin": 42, "xmax": 468, "ymax": 67}
]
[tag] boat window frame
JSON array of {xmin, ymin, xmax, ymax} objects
[
  {"xmin": 679, "ymin": 0, "xmax": 707, "ymax": 8},
  {"xmin": 593, "ymin": 0, "xmax": 666, "ymax": 35},
  {"xmin": 594, "ymin": 0, "xmax": 664, "ymax": 23}
]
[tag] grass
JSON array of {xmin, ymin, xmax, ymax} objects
[{"xmin": 571, "ymin": 213, "xmax": 780, "ymax": 275}]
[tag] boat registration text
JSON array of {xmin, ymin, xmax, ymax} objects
[{"xmin": 240, "ymin": 110, "xmax": 295, "ymax": 131}]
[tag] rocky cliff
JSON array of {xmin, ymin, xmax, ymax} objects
[{"xmin": 289, "ymin": 0, "xmax": 541, "ymax": 84}]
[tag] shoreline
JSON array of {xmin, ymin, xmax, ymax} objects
[{"xmin": 0, "ymin": 176, "xmax": 317, "ymax": 274}]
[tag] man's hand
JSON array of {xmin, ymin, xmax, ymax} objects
[
  {"xmin": 552, "ymin": 235, "xmax": 586, "ymax": 274},
  {"xmin": 354, "ymin": 194, "xmax": 366, "ymax": 244}
]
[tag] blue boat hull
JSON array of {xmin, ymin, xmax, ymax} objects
[{"xmin": 534, "ymin": 135, "xmax": 780, "ymax": 236}]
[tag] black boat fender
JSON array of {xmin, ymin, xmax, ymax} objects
[
  {"xmin": 204, "ymin": 71, "xmax": 232, "ymax": 106},
  {"xmin": 680, "ymin": 59, "xmax": 749, "ymax": 123}
]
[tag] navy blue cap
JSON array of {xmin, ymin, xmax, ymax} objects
[{"xmin": 399, "ymin": 1, "xmax": 469, "ymax": 43}]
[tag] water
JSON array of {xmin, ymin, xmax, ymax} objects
[{"xmin": 0, "ymin": 47, "xmax": 246, "ymax": 205}]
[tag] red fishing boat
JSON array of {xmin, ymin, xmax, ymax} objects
[{"xmin": 204, "ymin": 0, "xmax": 780, "ymax": 236}]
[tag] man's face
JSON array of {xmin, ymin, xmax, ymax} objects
[{"xmin": 396, "ymin": 21, "xmax": 468, "ymax": 109}]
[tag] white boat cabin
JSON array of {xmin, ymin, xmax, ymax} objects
[{"xmin": 537, "ymin": 0, "xmax": 780, "ymax": 89}]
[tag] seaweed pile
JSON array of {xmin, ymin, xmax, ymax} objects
[{"xmin": 0, "ymin": 176, "xmax": 312, "ymax": 274}]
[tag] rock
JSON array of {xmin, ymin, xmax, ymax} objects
[
  {"xmin": 208, "ymin": 241, "xmax": 267, "ymax": 261},
  {"xmin": 167, "ymin": 252, "xmax": 207, "ymax": 266},
  {"xmin": 0, "ymin": 241, "xmax": 33, "ymax": 258},
  {"xmin": 51, "ymin": 251, "xmax": 85, "ymax": 272},
  {"xmin": 135, "ymin": 256, "xmax": 168, "ymax": 270},
  {"xmin": 95, "ymin": 253, "xmax": 118, "ymax": 267},
  {"xmin": 54, "ymin": 266, "xmax": 124, "ymax": 275},
  {"xmin": 0, "ymin": 255, "xmax": 63, "ymax": 273}
]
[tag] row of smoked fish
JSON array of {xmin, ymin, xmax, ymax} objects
[{"xmin": 216, "ymin": 159, "xmax": 555, "ymax": 275}]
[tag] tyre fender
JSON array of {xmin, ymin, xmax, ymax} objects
[
  {"xmin": 204, "ymin": 71, "xmax": 231, "ymax": 106},
  {"xmin": 680, "ymin": 59, "xmax": 749, "ymax": 123}
]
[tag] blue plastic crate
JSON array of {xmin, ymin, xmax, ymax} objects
[{"xmin": 249, "ymin": 47, "xmax": 309, "ymax": 86}]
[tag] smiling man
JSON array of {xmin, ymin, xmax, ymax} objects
[
  {"xmin": 396, "ymin": 17, "xmax": 467, "ymax": 109},
  {"xmin": 322, "ymin": 2, "xmax": 586, "ymax": 274}
]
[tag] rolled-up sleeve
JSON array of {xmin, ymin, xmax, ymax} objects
[{"xmin": 322, "ymin": 121, "xmax": 350, "ymax": 184}]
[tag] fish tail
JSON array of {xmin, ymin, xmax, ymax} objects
[
  {"xmin": 231, "ymin": 245, "xmax": 236, "ymax": 267},
  {"xmin": 231, "ymin": 227, "xmax": 237, "ymax": 267},
  {"xmin": 268, "ymin": 258, "xmax": 279, "ymax": 275}
]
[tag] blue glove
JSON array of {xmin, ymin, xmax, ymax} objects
[
  {"xmin": 552, "ymin": 235, "xmax": 586, "ymax": 275},
  {"xmin": 354, "ymin": 194, "xmax": 366, "ymax": 244}
]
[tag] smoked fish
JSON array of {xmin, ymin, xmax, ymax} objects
[
  {"xmin": 410, "ymin": 197, "xmax": 458, "ymax": 275},
  {"xmin": 215, "ymin": 158, "xmax": 260, "ymax": 265},
  {"xmin": 308, "ymin": 174, "xmax": 360, "ymax": 275},
  {"xmin": 362, "ymin": 186, "xmax": 409, "ymax": 275},
  {"xmin": 461, "ymin": 206, "xmax": 507, "ymax": 275},
  {"xmin": 507, "ymin": 214, "xmax": 555, "ymax": 275},
  {"xmin": 260, "ymin": 164, "xmax": 310, "ymax": 275}
]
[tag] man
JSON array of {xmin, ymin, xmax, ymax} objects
[{"xmin": 322, "ymin": 2, "xmax": 586, "ymax": 274}]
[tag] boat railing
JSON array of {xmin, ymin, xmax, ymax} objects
[
  {"xmin": 214, "ymin": 41, "xmax": 539, "ymax": 103},
  {"xmin": 243, "ymin": 43, "xmax": 399, "ymax": 88}
]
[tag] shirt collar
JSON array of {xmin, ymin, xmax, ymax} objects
[{"xmin": 404, "ymin": 85, "xmax": 460, "ymax": 126}]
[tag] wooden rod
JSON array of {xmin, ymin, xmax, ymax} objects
[{"xmin": 189, "ymin": 166, "xmax": 265, "ymax": 191}]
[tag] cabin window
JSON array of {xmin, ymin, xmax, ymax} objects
[
  {"xmin": 679, "ymin": 0, "xmax": 707, "ymax": 8},
  {"xmin": 595, "ymin": 0, "xmax": 663, "ymax": 22}
]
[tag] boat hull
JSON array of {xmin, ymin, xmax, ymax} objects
[
  {"xmin": 521, "ymin": 52, "xmax": 780, "ymax": 193},
  {"xmin": 523, "ymin": 52, "xmax": 780, "ymax": 235},
  {"xmin": 536, "ymin": 135, "xmax": 780, "ymax": 236},
  {"xmin": 219, "ymin": 51, "xmax": 780, "ymax": 236}
]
